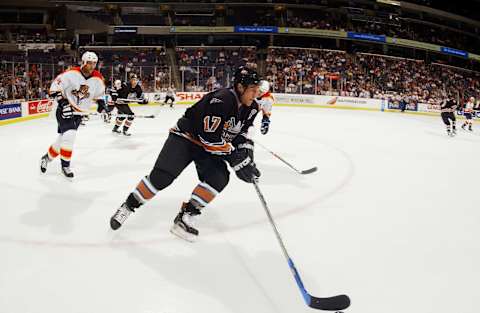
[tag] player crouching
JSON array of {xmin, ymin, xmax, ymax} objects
[{"xmin": 111, "ymin": 75, "xmax": 147, "ymax": 136}]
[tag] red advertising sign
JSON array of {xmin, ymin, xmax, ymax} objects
[
  {"xmin": 175, "ymin": 92, "xmax": 207, "ymax": 102},
  {"xmin": 28, "ymin": 99, "xmax": 53, "ymax": 115}
]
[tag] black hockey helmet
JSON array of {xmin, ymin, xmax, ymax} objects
[{"xmin": 233, "ymin": 66, "xmax": 260, "ymax": 88}]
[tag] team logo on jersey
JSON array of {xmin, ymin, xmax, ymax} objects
[
  {"xmin": 71, "ymin": 84, "xmax": 90, "ymax": 100},
  {"xmin": 223, "ymin": 117, "xmax": 236, "ymax": 130},
  {"xmin": 222, "ymin": 117, "xmax": 243, "ymax": 142}
]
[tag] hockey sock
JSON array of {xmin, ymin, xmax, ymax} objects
[
  {"xmin": 190, "ymin": 182, "xmax": 219, "ymax": 209},
  {"xmin": 60, "ymin": 130, "xmax": 76, "ymax": 168},
  {"xmin": 47, "ymin": 145, "xmax": 59, "ymax": 161},
  {"xmin": 115, "ymin": 118, "xmax": 123, "ymax": 128},
  {"xmin": 130, "ymin": 175, "xmax": 159, "ymax": 207},
  {"xmin": 47, "ymin": 134, "xmax": 63, "ymax": 160},
  {"xmin": 124, "ymin": 118, "xmax": 133, "ymax": 131}
]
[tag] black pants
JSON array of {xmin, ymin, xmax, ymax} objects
[
  {"xmin": 115, "ymin": 103, "xmax": 134, "ymax": 123},
  {"xmin": 164, "ymin": 95, "xmax": 175, "ymax": 104},
  {"xmin": 149, "ymin": 133, "xmax": 230, "ymax": 193},
  {"xmin": 441, "ymin": 112, "xmax": 456, "ymax": 126},
  {"xmin": 116, "ymin": 103, "xmax": 134, "ymax": 115}
]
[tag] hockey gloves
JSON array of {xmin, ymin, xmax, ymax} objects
[
  {"xmin": 60, "ymin": 100, "xmax": 73, "ymax": 119},
  {"xmin": 260, "ymin": 115, "xmax": 270, "ymax": 135},
  {"xmin": 236, "ymin": 138, "xmax": 254, "ymax": 161},
  {"xmin": 50, "ymin": 92, "xmax": 72, "ymax": 119},
  {"xmin": 227, "ymin": 147, "xmax": 261, "ymax": 183}
]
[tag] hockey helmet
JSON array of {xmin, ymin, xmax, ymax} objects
[
  {"xmin": 233, "ymin": 66, "xmax": 260, "ymax": 88},
  {"xmin": 258, "ymin": 80, "xmax": 270, "ymax": 95},
  {"xmin": 81, "ymin": 51, "xmax": 98, "ymax": 65}
]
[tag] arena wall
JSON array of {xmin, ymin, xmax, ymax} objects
[{"xmin": 0, "ymin": 92, "xmax": 466, "ymax": 126}]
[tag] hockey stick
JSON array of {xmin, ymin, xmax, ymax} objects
[
  {"xmin": 73, "ymin": 112, "xmax": 155, "ymax": 119},
  {"xmin": 116, "ymin": 98, "xmax": 163, "ymax": 105},
  {"xmin": 253, "ymin": 180, "xmax": 350, "ymax": 311},
  {"xmin": 255, "ymin": 141, "xmax": 317, "ymax": 175}
]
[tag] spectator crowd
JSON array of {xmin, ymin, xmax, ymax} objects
[{"xmin": 1, "ymin": 47, "xmax": 479, "ymax": 107}]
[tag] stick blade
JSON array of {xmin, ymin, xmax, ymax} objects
[
  {"xmin": 301, "ymin": 167, "xmax": 318, "ymax": 175},
  {"xmin": 309, "ymin": 294, "xmax": 350, "ymax": 311}
]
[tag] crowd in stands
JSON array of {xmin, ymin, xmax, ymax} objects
[
  {"xmin": 176, "ymin": 46, "xmax": 257, "ymax": 91},
  {"xmin": 1, "ymin": 47, "xmax": 479, "ymax": 107},
  {"xmin": 265, "ymin": 47, "xmax": 480, "ymax": 104}
]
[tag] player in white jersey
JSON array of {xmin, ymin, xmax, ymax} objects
[
  {"xmin": 256, "ymin": 80, "xmax": 274, "ymax": 134},
  {"xmin": 461, "ymin": 97, "xmax": 475, "ymax": 132},
  {"xmin": 39, "ymin": 51, "xmax": 106, "ymax": 179},
  {"xmin": 163, "ymin": 85, "xmax": 176, "ymax": 107}
]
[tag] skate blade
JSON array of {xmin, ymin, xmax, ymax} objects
[
  {"xmin": 62, "ymin": 176, "xmax": 73, "ymax": 182},
  {"xmin": 170, "ymin": 225, "xmax": 196, "ymax": 242},
  {"xmin": 61, "ymin": 173, "xmax": 74, "ymax": 182}
]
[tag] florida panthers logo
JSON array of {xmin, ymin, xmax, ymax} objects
[{"xmin": 72, "ymin": 84, "xmax": 90, "ymax": 100}]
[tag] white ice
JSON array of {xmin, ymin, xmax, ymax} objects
[{"xmin": 1, "ymin": 105, "xmax": 479, "ymax": 313}]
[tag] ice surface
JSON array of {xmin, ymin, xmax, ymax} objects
[{"xmin": 1, "ymin": 105, "xmax": 479, "ymax": 313}]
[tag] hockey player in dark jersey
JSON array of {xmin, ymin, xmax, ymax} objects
[
  {"xmin": 109, "ymin": 66, "xmax": 262, "ymax": 241},
  {"xmin": 440, "ymin": 95, "xmax": 457, "ymax": 137},
  {"xmin": 111, "ymin": 74, "xmax": 147, "ymax": 136}
]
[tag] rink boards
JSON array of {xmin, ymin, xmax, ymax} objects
[{"xmin": 0, "ymin": 92, "xmax": 461, "ymax": 126}]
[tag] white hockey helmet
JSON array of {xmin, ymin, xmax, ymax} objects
[
  {"xmin": 114, "ymin": 79, "xmax": 122, "ymax": 89},
  {"xmin": 81, "ymin": 51, "xmax": 98, "ymax": 65},
  {"xmin": 259, "ymin": 80, "xmax": 270, "ymax": 95}
]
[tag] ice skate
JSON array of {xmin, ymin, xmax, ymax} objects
[
  {"xmin": 40, "ymin": 154, "xmax": 50, "ymax": 173},
  {"xmin": 61, "ymin": 166, "xmax": 74, "ymax": 180},
  {"xmin": 170, "ymin": 202, "xmax": 201, "ymax": 242},
  {"xmin": 110, "ymin": 202, "xmax": 134, "ymax": 230},
  {"xmin": 112, "ymin": 125, "xmax": 121, "ymax": 134}
]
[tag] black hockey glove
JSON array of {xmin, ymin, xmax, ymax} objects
[
  {"xmin": 51, "ymin": 91, "xmax": 73, "ymax": 119},
  {"xmin": 260, "ymin": 115, "xmax": 270, "ymax": 135},
  {"xmin": 236, "ymin": 138, "xmax": 254, "ymax": 161},
  {"xmin": 59, "ymin": 100, "xmax": 73, "ymax": 119},
  {"xmin": 227, "ymin": 148, "xmax": 261, "ymax": 183}
]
